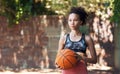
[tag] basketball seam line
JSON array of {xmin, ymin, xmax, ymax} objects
[{"xmin": 60, "ymin": 50, "xmax": 75, "ymax": 69}]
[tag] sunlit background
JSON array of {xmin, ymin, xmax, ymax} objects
[{"xmin": 0, "ymin": 0, "xmax": 120, "ymax": 74}]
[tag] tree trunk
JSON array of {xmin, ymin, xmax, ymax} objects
[{"xmin": 114, "ymin": 23, "xmax": 120, "ymax": 70}]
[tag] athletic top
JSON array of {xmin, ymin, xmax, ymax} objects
[{"xmin": 64, "ymin": 33, "xmax": 87, "ymax": 53}]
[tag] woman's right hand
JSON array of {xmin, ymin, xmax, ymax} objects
[{"xmin": 75, "ymin": 52, "xmax": 85, "ymax": 61}]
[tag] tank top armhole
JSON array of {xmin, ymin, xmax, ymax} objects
[
  {"xmin": 64, "ymin": 34, "xmax": 69, "ymax": 44},
  {"xmin": 82, "ymin": 33, "xmax": 88, "ymax": 47}
]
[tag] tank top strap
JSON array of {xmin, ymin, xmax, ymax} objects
[
  {"xmin": 65, "ymin": 34, "xmax": 69, "ymax": 41},
  {"xmin": 66, "ymin": 34, "xmax": 70, "ymax": 38},
  {"xmin": 81, "ymin": 33, "xmax": 88, "ymax": 46},
  {"xmin": 81, "ymin": 33, "xmax": 85, "ymax": 40},
  {"xmin": 65, "ymin": 34, "xmax": 70, "ymax": 44}
]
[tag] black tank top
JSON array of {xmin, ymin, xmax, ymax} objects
[{"xmin": 64, "ymin": 33, "xmax": 87, "ymax": 53}]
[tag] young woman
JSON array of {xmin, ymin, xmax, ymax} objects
[{"xmin": 57, "ymin": 7, "xmax": 97, "ymax": 74}]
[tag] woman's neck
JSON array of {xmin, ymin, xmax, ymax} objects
[{"xmin": 70, "ymin": 30, "xmax": 82, "ymax": 37}]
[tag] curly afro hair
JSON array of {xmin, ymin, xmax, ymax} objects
[{"xmin": 69, "ymin": 7, "xmax": 88, "ymax": 25}]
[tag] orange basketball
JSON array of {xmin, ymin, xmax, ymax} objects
[{"xmin": 55, "ymin": 49, "xmax": 78, "ymax": 69}]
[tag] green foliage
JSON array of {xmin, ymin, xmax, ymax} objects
[
  {"xmin": 72, "ymin": 0, "xmax": 77, "ymax": 6},
  {"xmin": 0, "ymin": 0, "xmax": 117, "ymax": 26},
  {"xmin": 51, "ymin": 0, "xmax": 71, "ymax": 15},
  {"xmin": 1, "ymin": 0, "xmax": 32, "ymax": 26},
  {"xmin": 0, "ymin": 0, "xmax": 56, "ymax": 26},
  {"xmin": 31, "ymin": 0, "xmax": 56, "ymax": 15},
  {"xmin": 79, "ymin": 25, "xmax": 89, "ymax": 34},
  {"xmin": 111, "ymin": 0, "xmax": 120, "ymax": 23}
]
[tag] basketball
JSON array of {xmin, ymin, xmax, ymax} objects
[{"xmin": 55, "ymin": 49, "xmax": 78, "ymax": 69}]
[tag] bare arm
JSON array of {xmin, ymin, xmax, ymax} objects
[
  {"xmin": 83, "ymin": 35, "xmax": 97, "ymax": 64},
  {"xmin": 57, "ymin": 35, "xmax": 66, "ymax": 52}
]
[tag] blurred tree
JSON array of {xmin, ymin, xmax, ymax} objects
[
  {"xmin": 0, "ymin": 0, "xmax": 56, "ymax": 26},
  {"xmin": 51, "ymin": 0, "xmax": 113, "ymax": 15},
  {"xmin": 0, "ymin": 0, "xmax": 114, "ymax": 26},
  {"xmin": 112, "ymin": 0, "xmax": 120, "ymax": 71}
]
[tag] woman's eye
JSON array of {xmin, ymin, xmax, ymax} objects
[
  {"xmin": 74, "ymin": 19, "xmax": 79, "ymax": 21},
  {"xmin": 68, "ymin": 19, "xmax": 72, "ymax": 22}
]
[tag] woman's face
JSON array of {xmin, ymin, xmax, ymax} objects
[{"xmin": 68, "ymin": 13, "xmax": 82, "ymax": 30}]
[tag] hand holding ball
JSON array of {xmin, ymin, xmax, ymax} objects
[{"xmin": 55, "ymin": 49, "xmax": 79, "ymax": 69}]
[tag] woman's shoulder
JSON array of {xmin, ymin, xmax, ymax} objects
[
  {"xmin": 84, "ymin": 34, "xmax": 93, "ymax": 42},
  {"xmin": 61, "ymin": 33, "xmax": 70, "ymax": 39},
  {"xmin": 59, "ymin": 33, "xmax": 69, "ymax": 43}
]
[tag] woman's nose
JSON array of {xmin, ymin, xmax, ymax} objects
[{"xmin": 70, "ymin": 21, "xmax": 74, "ymax": 24}]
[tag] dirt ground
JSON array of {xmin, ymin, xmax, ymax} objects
[
  {"xmin": 0, "ymin": 68, "xmax": 117, "ymax": 74},
  {"xmin": 0, "ymin": 69, "xmax": 61, "ymax": 74}
]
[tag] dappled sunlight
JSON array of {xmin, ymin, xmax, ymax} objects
[{"xmin": 86, "ymin": 4, "xmax": 114, "ymax": 72}]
